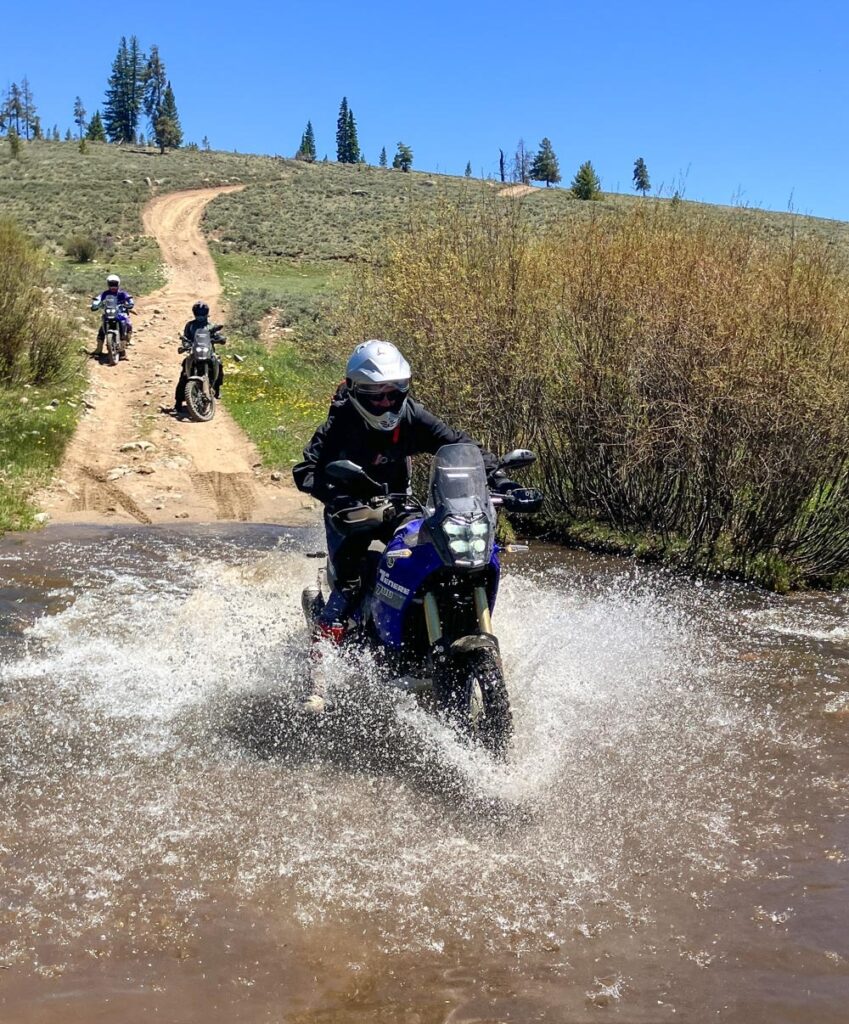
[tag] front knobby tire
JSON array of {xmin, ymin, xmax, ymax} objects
[
  {"xmin": 184, "ymin": 381, "xmax": 215, "ymax": 422},
  {"xmin": 434, "ymin": 648, "xmax": 513, "ymax": 758},
  {"xmin": 107, "ymin": 332, "xmax": 120, "ymax": 366}
]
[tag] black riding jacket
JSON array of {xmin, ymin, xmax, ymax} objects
[
  {"xmin": 293, "ymin": 389, "xmax": 500, "ymax": 504},
  {"xmin": 183, "ymin": 318, "xmax": 223, "ymax": 342}
]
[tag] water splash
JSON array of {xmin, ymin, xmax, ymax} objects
[{"xmin": 0, "ymin": 528, "xmax": 837, "ymax": 981}]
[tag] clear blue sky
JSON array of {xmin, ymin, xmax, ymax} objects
[{"xmin": 6, "ymin": 0, "xmax": 849, "ymax": 220}]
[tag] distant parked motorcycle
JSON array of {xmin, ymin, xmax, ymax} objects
[{"xmin": 177, "ymin": 325, "xmax": 226, "ymax": 421}]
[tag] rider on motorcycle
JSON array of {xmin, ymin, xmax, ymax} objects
[
  {"xmin": 90, "ymin": 274, "xmax": 134, "ymax": 358},
  {"xmin": 293, "ymin": 340, "xmax": 521, "ymax": 651},
  {"xmin": 174, "ymin": 301, "xmax": 226, "ymax": 414}
]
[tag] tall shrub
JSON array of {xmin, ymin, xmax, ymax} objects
[
  {"xmin": 0, "ymin": 219, "xmax": 74, "ymax": 385},
  {"xmin": 343, "ymin": 199, "xmax": 849, "ymax": 584}
]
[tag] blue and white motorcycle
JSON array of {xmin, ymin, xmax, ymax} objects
[{"xmin": 302, "ymin": 443, "xmax": 542, "ymax": 756}]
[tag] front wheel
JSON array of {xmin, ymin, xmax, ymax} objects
[
  {"xmin": 107, "ymin": 330, "xmax": 120, "ymax": 366},
  {"xmin": 184, "ymin": 380, "xmax": 215, "ymax": 422},
  {"xmin": 433, "ymin": 647, "xmax": 513, "ymax": 758}
]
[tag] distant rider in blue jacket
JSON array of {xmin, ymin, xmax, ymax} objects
[{"xmin": 90, "ymin": 273, "xmax": 134, "ymax": 358}]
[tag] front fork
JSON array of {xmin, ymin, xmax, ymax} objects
[{"xmin": 423, "ymin": 586, "xmax": 493, "ymax": 645}]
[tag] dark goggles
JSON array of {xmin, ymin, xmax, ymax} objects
[{"xmin": 353, "ymin": 381, "xmax": 409, "ymax": 413}]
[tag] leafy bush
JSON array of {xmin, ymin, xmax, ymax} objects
[
  {"xmin": 229, "ymin": 287, "xmax": 276, "ymax": 339},
  {"xmin": 0, "ymin": 219, "xmax": 75, "ymax": 385},
  {"xmin": 343, "ymin": 198, "xmax": 849, "ymax": 586},
  {"xmin": 65, "ymin": 233, "xmax": 98, "ymax": 262}
]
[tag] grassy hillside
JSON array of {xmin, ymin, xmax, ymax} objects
[{"xmin": 3, "ymin": 139, "xmax": 848, "ymax": 585}]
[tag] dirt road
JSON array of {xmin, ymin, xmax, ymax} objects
[{"xmin": 39, "ymin": 187, "xmax": 314, "ymax": 527}]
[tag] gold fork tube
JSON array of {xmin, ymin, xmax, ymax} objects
[
  {"xmin": 424, "ymin": 592, "xmax": 443, "ymax": 644},
  {"xmin": 474, "ymin": 587, "xmax": 493, "ymax": 634}
]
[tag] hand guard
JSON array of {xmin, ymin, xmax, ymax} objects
[
  {"xmin": 327, "ymin": 495, "xmax": 392, "ymax": 534},
  {"xmin": 500, "ymin": 487, "xmax": 543, "ymax": 513}
]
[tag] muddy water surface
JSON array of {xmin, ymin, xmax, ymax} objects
[{"xmin": 1, "ymin": 525, "xmax": 847, "ymax": 1022}]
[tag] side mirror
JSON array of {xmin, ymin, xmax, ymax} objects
[
  {"xmin": 325, "ymin": 460, "xmax": 387, "ymax": 498},
  {"xmin": 499, "ymin": 449, "xmax": 536, "ymax": 472}
]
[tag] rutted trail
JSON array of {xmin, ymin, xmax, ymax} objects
[{"xmin": 38, "ymin": 187, "xmax": 314, "ymax": 527}]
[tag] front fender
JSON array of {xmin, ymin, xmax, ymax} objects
[{"xmin": 451, "ymin": 633, "xmax": 499, "ymax": 655}]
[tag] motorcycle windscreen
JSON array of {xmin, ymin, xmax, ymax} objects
[
  {"xmin": 192, "ymin": 327, "xmax": 213, "ymax": 357},
  {"xmin": 102, "ymin": 294, "xmax": 120, "ymax": 315},
  {"xmin": 427, "ymin": 444, "xmax": 494, "ymax": 520}
]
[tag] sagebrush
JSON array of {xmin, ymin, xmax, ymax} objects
[
  {"xmin": 0, "ymin": 219, "xmax": 76, "ymax": 386},
  {"xmin": 343, "ymin": 197, "xmax": 849, "ymax": 586}
]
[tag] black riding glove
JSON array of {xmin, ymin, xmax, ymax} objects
[{"xmin": 491, "ymin": 475, "xmax": 522, "ymax": 494}]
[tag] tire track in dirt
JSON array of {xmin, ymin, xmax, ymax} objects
[{"xmin": 38, "ymin": 187, "xmax": 315, "ymax": 528}]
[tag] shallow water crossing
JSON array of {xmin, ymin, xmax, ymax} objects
[{"xmin": 1, "ymin": 524, "xmax": 847, "ymax": 1022}]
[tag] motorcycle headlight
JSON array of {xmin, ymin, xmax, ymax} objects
[
  {"xmin": 194, "ymin": 344, "xmax": 212, "ymax": 358},
  {"xmin": 441, "ymin": 514, "xmax": 490, "ymax": 565}
]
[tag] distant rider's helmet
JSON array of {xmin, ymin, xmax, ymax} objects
[
  {"xmin": 192, "ymin": 301, "xmax": 209, "ymax": 320},
  {"xmin": 106, "ymin": 274, "xmax": 120, "ymax": 289},
  {"xmin": 345, "ymin": 340, "xmax": 411, "ymax": 431}
]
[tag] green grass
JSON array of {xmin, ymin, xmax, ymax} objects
[
  {"xmin": 212, "ymin": 251, "xmax": 342, "ymax": 464},
  {"xmin": 222, "ymin": 339, "xmax": 340, "ymax": 466},
  {"xmin": 0, "ymin": 381, "xmax": 84, "ymax": 531}
]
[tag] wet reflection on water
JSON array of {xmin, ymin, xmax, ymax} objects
[{"xmin": 1, "ymin": 524, "xmax": 847, "ymax": 1022}]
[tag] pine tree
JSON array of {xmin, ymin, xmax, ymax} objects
[
  {"xmin": 103, "ymin": 35, "xmax": 145, "ymax": 143},
  {"xmin": 336, "ymin": 96, "xmax": 349, "ymax": 162},
  {"xmin": 464, "ymin": 161, "xmax": 472, "ymax": 178},
  {"xmin": 346, "ymin": 107, "xmax": 360, "ymax": 162},
  {"xmin": 633, "ymin": 156, "xmax": 651, "ymax": 196},
  {"xmin": 86, "ymin": 110, "xmax": 106, "ymax": 141},
  {"xmin": 4, "ymin": 83, "xmax": 24, "ymax": 136},
  {"xmin": 103, "ymin": 37, "xmax": 129, "ymax": 141},
  {"xmin": 73, "ymin": 96, "xmax": 87, "ymax": 139},
  {"xmin": 530, "ymin": 137, "xmax": 561, "ymax": 187},
  {"xmin": 296, "ymin": 120, "xmax": 316, "ymax": 161},
  {"xmin": 127, "ymin": 36, "xmax": 145, "ymax": 139},
  {"xmin": 499, "ymin": 149, "xmax": 506, "ymax": 183},
  {"xmin": 64, "ymin": 128, "xmax": 72, "ymax": 142},
  {"xmin": 379, "ymin": 146, "xmax": 387, "ymax": 168},
  {"xmin": 392, "ymin": 142, "xmax": 413, "ymax": 172},
  {"xmin": 32, "ymin": 116, "xmax": 42, "ymax": 139},
  {"xmin": 51, "ymin": 125, "xmax": 60, "ymax": 142},
  {"xmin": 570, "ymin": 160, "xmax": 602, "ymax": 200},
  {"xmin": 20, "ymin": 78, "xmax": 36, "ymax": 139},
  {"xmin": 143, "ymin": 45, "xmax": 167, "ymax": 133},
  {"xmin": 78, "ymin": 110, "xmax": 98, "ymax": 143},
  {"xmin": 202, "ymin": 135, "xmax": 211, "ymax": 151},
  {"xmin": 153, "ymin": 81, "xmax": 182, "ymax": 152}
]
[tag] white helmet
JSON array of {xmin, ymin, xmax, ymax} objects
[
  {"xmin": 106, "ymin": 274, "xmax": 120, "ymax": 286},
  {"xmin": 346, "ymin": 340, "xmax": 411, "ymax": 431}
]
